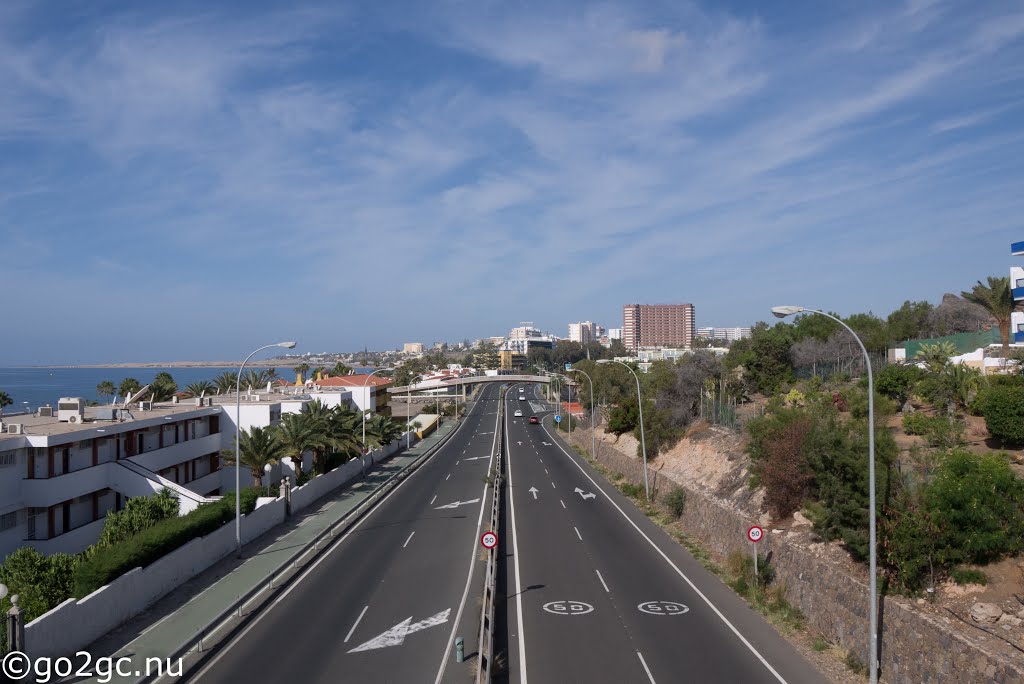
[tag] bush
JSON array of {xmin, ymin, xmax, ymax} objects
[
  {"xmin": 664, "ymin": 488, "xmax": 687, "ymax": 517},
  {"xmin": 902, "ymin": 411, "xmax": 931, "ymax": 435},
  {"xmin": 619, "ymin": 482, "xmax": 644, "ymax": 499},
  {"xmin": 74, "ymin": 487, "xmax": 262, "ymax": 597},
  {"xmin": 876, "ymin": 364, "xmax": 923, "ymax": 406},
  {"xmin": 901, "ymin": 413, "xmax": 965, "ymax": 448},
  {"xmin": 950, "ymin": 567, "xmax": 988, "ymax": 586},
  {"xmin": 759, "ymin": 417, "xmax": 813, "ymax": 520},
  {"xmin": 92, "ymin": 489, "xmax": 179, "ymax": 553},
  {"xmin": 980, "ymin": 384, "xmax": 1024, "ymax": 446}
]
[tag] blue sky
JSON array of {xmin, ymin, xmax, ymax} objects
[{"xmin": 1, "ymin": 0, "xmax": 1023, "ymax": 363}]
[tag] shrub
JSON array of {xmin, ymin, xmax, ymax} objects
[
  {"xmin": 876, "ymin": 364, "xmax": 923, "ymax": 406},
  {"xmin": 619, "ymin": 482, "xmax": 644, "ymax": 499},
  {"xmin": 950, "ymin": 568, "xmax": 988, "ymax": 586},
  {"xmin": 664, "ymin": 488, "xmax": 687, "ymax": 517},
  {"xmin": 902, "ymin": 412, "xmax": 931, "ymax": 435},
  {"xmin": 902, "ymin": 413, "xmax": 965, "ymax": 448},
  {"xmin": 980, "ymin": 384, "xmax": 1024, "ymax": 446},
  {"xmin": 74, "ymin": 487, "xmax": 262, "ymax": 597},
  {"xmin": 92, "ymin": 489, "xmax": 179, "ymax": 553},
  {"xmin": 759, "ymin": 417, "xmax": 814, "ymax": 520}
]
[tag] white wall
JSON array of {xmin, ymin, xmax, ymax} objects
[{"xmin": 24, "ymin": 498, "xmax": 287, "ymax": 660}]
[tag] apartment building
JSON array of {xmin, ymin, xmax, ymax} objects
[
  {"xmin": 568, "ymin": 321, "xmax": 596, "ymax": 344},
  {"xmin": 695, "ymin": 326, "xmax": 752, "ymax": 342},
  {"xmin": 622, "ymin": 303, "xmax": 696, "ymax": 351},
  {"xmin": 403, "ymin": 342, "xmax": 424, "ymax": 354},
  {"xmin": 0, "ymin": 386, "xmax": 358, "ymax": 560},
  {"xmin": 313, "ymin": 375, "xmax": 392, "ymax": 415}
]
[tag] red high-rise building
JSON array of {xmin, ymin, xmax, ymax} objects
[{"xmin": 622, "ymin": 303, "xmax": 696, "ymax": 351}]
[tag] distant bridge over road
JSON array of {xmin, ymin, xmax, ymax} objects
[{"xmin": 387, "ymin": 374, "xmax": 554, "ymax": 394}]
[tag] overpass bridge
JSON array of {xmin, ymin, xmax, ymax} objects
[{"xmin": 386, "ymin": 374, "xmax": 556, "ymax": 394}]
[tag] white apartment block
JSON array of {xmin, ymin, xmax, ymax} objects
[
  {"xmin": 568, "ymin": 321, "xmax": 596, "ymax": 344},
  {"xmin": 607, "ymin": 328, "xmax": 623, "ymax": 340},
  {"xmin": 0, "ymin": 387, "xmax": 354, "ymax": 561},
  {"xmin": 695, "ymin": 326, "xmax": 752, "ymax": 342}
]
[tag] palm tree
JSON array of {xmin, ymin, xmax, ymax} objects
[
  {"xmin": 332, "ymin": 362, "xmax": 352, "ymax": 377},
  {"xmin": 213, "ymin": 371, "xmax": 237, "ymax": 395},
  {"xmin": 365, "ymin": 414, "xmax": 403, "ymax": 449},
  {"xmin": 311, "ymin": 366, "xmax": 326, "ymax": 381},
  {"xmin": 961, "ymin": 276, "xmax": 1019, "ymax": 359},
  {"xmin": 183, "ymin": 380, "xmax": 214, "ymax": 398},
  {"xmin": 327, "ymin": 404, "xmax": 363, "ymax": 467},
  {"xmin": 0, "ymin": 390, "xmax": 12, "ymax": 415},
  {"xmin": 946, "ymin": 362, "xmax": 982, "ymax": 413},
  {"xmin": 222, "ymin": 426, "xmax": 285, "ymax": 487},
  {"xmin": 294, "ymin": 363, "xmax": 310, "ymax": 383},
  {"xmin": 118, "ymin": 377, "xmax": 142, "ymax": 399},
  {"xmin": 96, "ymin": 380, "xmax": 116, "ymax": 403},
  {"xmin": 242, "ymin": 369, "xmax": 270, "ymax": 391},
  {"xmin": 267, "ymin": 368, "xmax": 278, "ymax": 379},
  {"xmin": 278, "ymin": 412, "xmax": 323, "ymax": 478},
  {"xmin": 150, "ymin": 372, "xmax": 178, "ymax": 401}
]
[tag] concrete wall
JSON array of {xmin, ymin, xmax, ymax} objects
[
  {"xmin": 24, "ymin": 497, "xmax": 287, "ymax": 660},
  {"xmin": 567, "ymin": 430, "xmax": 1024, "ymax": 684}
]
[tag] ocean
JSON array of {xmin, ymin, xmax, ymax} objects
[{"xmin": 0, "ymin": 367, "xmax": 374, "ymax": 413}]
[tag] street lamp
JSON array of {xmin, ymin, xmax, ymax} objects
[
  {"xmin": 236, "ymin": 341, "xmax": 297, "ymax": 556},
  {"xmin": 360, "ymin": 368, "xmax": 394, "ymax": 472},
  {"xmin": 772, "ymin": 304, "xmax": 878, "ymax": 684},
  {"xmin": 263, "ymin": 462, "xmax": 273, "ymax": 497},
  {"xmin": 597, "ymin": 359, "xmax": 649, "ymax": 500},
  {"xmin": 407, "ymin": 374, "xmax": 424, "ymax": 448},
  {"xmin": 567, "ymin": 366, "xmax": 596, "ymax": 463}
]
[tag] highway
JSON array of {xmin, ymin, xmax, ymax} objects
[
  {"xmin": 501, "ymin": 382, "xmax": 826, "ymax": 684},
  {"xmin": 190, "ymin": 383, "xmax": 502, "ymax": 684}
]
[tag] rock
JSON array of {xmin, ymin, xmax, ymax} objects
[
  {"xmin": 1016, "ymin": 608, "xmax": 1024, "ymax": 620},
  {"xmin": 971, "ymin": 603, "xmax": 1003, "ymax": 624},
  {"xmin": 917, "ymin": 598, "xmax": 926, "ymax": 605},
  {"xmin": 997, "ymin": 614, "xmax": 1022, "ymax": 627},
  {"xmin": 792, "ymin": 511, "xmax": 812, "ymax": 527}
]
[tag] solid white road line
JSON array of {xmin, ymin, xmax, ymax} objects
[
  {"xmin": 403, "ymin": 531, "xmax": 416, "ymax": 548},
  {"xmin": 345, "ymin": 606, "xmax": 369, "ymax": 643},
  {"xmin": 595, "ymin": 569, "xmax": 610, "ymax": 593},
  {"xmin": 637, "ymin": 652, "xmax": 656, "ymax": 684},
  {"xmin": 574, "ymin": 526, "xmax": 582, "ymax": 541},
  {"xmin": 433, "ymin": 387, "xmax": 503, "ymax": 684},
  {"xmin": 505, "ymin": 390, "xmax": 529, "ymax": 684},
  {"xmin": 540, "ymin": 420, "xmax": 788, "ymax": 684},
  {"xmin": 430, "ymin": 495, "xmax": 437, "ymax": 505},
  {"xmin": 560, "ymin": 500, "xmax": 566, "ymax": 509}
]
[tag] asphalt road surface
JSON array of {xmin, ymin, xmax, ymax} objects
[
  {"xmin": 190, "ymin": 384, "xmax": 502, "ymax": 684},
  {"xmin": 501, "ymin": 382, "xmax": 826, "ymax": 684}
]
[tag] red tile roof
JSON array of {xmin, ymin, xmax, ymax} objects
[{"xmin": 315, "ymin": 375, "xmax": 393, "ymax": 388}]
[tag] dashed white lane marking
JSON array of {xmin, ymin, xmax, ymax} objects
[
  {"xmin": 344, "ymin": 605, "xmax": 369, "ymax": 643},
  {"xmin": 403, "ymin": 531, "xmax": 416, "ymax": 548},
  {"xmin": 560, "ymin": 500, "xmax": 566, "ymax": 509},
  {"xmin": 551, "ymin": 481, "xmax": 556, "ymax": 489},
  {"xmin": 446, "ymin": 473, "xmax": 451, "ymax": 481},
  {"xmin": 574, "ymin": 526, "xmax": 582, "ymax": 541},
  {"xmin": 596, "ymin": 569, "xmax": 610, "ymax": 593},
  {"xmin": 430, "ymin": 495, "xmax": 437, "ymax": 505},
  {"xmin": 544, "ymin": 468, "xmax": 548, "ymax": 475}
]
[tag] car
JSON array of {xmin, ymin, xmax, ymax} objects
[
  {"xmin": 529, "ymin": 416, "xmax": 539, "ymax": 424},
  {"xmin": 519, "ymin": 395, "xmax": 526, "ymax": 400},
  {"xmin": 514, "ymin": 409, "xmax": 523, "ymax": 417}
]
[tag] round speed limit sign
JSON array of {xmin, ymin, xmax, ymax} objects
[
  {"xmin": 747, "ymin": 526, "xmax": 764, "ymax": 543},
  {"xmin": 481, "ymin": 531, "xmax": 498, "ymax": 549}
]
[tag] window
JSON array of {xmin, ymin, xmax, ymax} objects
[
  {"xmin": 0, "ymin": 452, "xmax": 16, "ymax": 467},
  {"xmin": 0, "ymin": 512, "xmax": 16, "ymax": 531}
]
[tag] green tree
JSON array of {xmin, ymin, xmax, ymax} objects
[
  {"xmin": 149, "ymin": 372, "xmax": 178, "ymax": 402},
  {"xmin": 0, "ymin": 548, "xmax": 79, "ymax": 641},
  {"xmin": 961, "ymin": 276, "xmax": 1016, "ymax": 358},
  {"xmin": 730, "ymin": 323, "xmax": 794, "ymax": 395},
  {"xmin": 332, "ymin": 362, "xmax": 352, "ymax": 377},
  {"xmin": 213, "ymin": 371, "xmax": 237, "ymax": 395},
  {"xmin": 118, "ymin": 377, "xmax": 142, "ymax": 399},
  {"xmin": 887, "ymin": 300, "xmax": 934, "ymax": 343},
  {"xmin": 278, "ymin": 412, "xmax": 322, "ymax": 477},
  {"xmin": 183, "ymin": 380, "xmax": 214, "ymax": 398},
  {"xmin": 365, "ymin": 414, "xmax": 404, "ymax": 449},
  {"xmin": 0, "ymin": 390, "xmax": 12, "ymax": 414},
  {"xmin": 875, "ymin": 363, "xmax": 923, "ymax": 407},
  {"xmin": 293, "ymin": 363, "xmax": 310, "ymax": 383},
  {"xmin": 223, "ymin": 425, "xmax": 285, "ymax": 486},
  {"xmin": 844, "ymin": 312, "xmax": 890, "ymax": 354},
  {"xmin": 96, "ymin": 381, "xmax": 116, "ymax": 403},
  {"xmin": 980, "ymin": 384, "xmax": 1024, "ymax": 446},
  {"xmin": 914, "ymin": 341, "xmax": 957, "ymax": 374}
]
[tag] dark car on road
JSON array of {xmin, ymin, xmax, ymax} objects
[{"xmin": 529, "ymin": 416, "xmax": 539, "ymax": 424}]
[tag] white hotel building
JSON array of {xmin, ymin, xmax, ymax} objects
[{"xmin": 0, "ymin": 387, "xmax": 354, "ymax": 561}]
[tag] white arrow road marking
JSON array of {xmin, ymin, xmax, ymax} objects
[
  {"xmin": 517, "ymin": 441, "xmax": 523, "ymax": 445},
  {"xmin": 529, "ymin": 487, "xmax": 538, "ymax": 499},
  {"xmin": 463, "ymin": 455, "xmax": 489, "ymax": 461},
  {"xmin": 434, "ymin": 498, "xmax": 481, "ymax": 510},
  {"xmin": 348, "ymin": 608, "xmax": 452, "ymax": 653},
  {"xmin": 542, "ymin": 442, "xmax": 552, "ymax": 446},
  {"xmin": 574, "ymin": 487, "xmax": 596, "ymax": 500}
]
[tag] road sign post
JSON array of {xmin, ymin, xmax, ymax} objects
[{"xmin": 747, "ymin": 525, "xmax": 763, "ymax": 585}]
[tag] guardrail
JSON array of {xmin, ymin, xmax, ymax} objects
[
  {"xmin": 476, "ymin": 390, "xmax": 504, "ymax": 683},
  {"xmin": 144, "ymin": 419, "xmax": 466, "ymax": 683}
]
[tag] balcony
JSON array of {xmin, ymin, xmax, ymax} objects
[
  {"xmin": 21, "ymin": 463, "xmax": 116, "ymax": 509},
  {"xmin": 1012, "ymin": 267, "xmax": 1024, "ymax": 301},
  {"xmin": 128, "ymin": 433, "xmax": 222, "ymax": 473}
]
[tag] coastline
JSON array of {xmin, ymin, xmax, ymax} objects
[{"xmin": 7, "ymin": 361, "xmax": 295, "ymax": 369}]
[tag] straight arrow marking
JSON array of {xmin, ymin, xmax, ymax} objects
[
  {"xmin": 529, "ymin": 487, "xmax": 538, "ymax": 499},
  {"xmin": 348, "ymin": 608, "xmax": 451, "ymax": 653}
]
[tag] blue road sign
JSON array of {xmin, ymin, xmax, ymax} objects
[
  {"xmin": 554, "ymin": 415, "xmax": 562, "ymax": 423},
  {"xmin": 565, "ymin": 363, "xmax": 572, "ymax": 371}
]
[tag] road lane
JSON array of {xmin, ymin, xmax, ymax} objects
[
  {"xmin": 502, "ymin": 383, "xmax": 826, "ymax": 684},
  {"xmin": 192, "ymin": 384, "xmax": 503, "ymax": 684}
]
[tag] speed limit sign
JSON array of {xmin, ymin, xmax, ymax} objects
[
  {"xmin": 747, "ymin": 526, "xmax": 763, "ymax": 543},
  {"xmin": 481, "ymin": 531, "xmax": 498, "ymax": 549}
]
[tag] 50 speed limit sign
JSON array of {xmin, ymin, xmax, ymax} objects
[
  {"xmin": 481, "ymin": 531, "xmax": 498, "ymax": 549},
  {"xmin": 747, "ymin": 526, "xmax": 764, "ymax": 543}
]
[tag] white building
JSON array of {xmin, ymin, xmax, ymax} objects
[
  {"xmin": 568, "ymin": 321, "xmax": 596, "ymax": 344},
  {"xmin": 509, "ymin": 324, "xmax": 542, "ymax": 340},
  {"xmin": 0, "ymin": 387, "xmax": 356, "ymax": 560},
  {"xmin": 607, "ymin": 328, "xmax": 623, "ymax": 340},
  {"xmin": 695, "ymin": 326, "xmax": 752, "ymax": 342}
]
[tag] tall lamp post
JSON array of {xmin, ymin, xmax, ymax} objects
[
  {"xmin": 236, "ymin": 341, "xmax": 297, "ymax": 556},
  {"xmin": 772, "ymin": 305, "xmax": 877, "ymax": 684},
  {"xmin": 360, "ymin": 368, "xmax": 393, "ymax": 459},
  {"xmin": 567, "ymin": 366, "xmax": 596, "ymax": 461},
  {"xmin": 596, "ymin": 359, "xmax": 649, "ymax": 500},
  {"xmin": 407, "ymin": 374, "xmax": 424, "ymax": 448}
]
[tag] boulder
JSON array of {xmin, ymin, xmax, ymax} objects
[{"xmin": 970, "ymin": 603, "xmax": 1003, "ymax": 624}]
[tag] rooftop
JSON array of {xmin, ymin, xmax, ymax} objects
[{"xmin": 315, "ymin": 375, "xmax": 393, "ymax": 388}]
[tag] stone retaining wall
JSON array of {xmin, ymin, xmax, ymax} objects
[{"xmin": 565, "ymin": 429, "xmax": 1024, "ymax": 684}]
